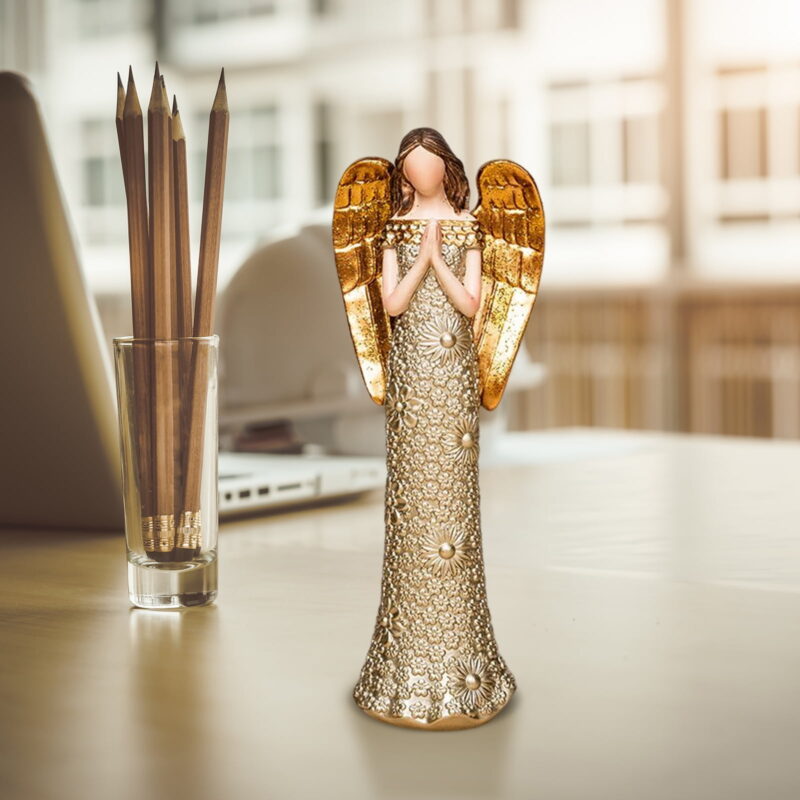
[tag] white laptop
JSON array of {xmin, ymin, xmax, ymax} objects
[
  {"xmin": 218, "ymin": 451, "xmax": 383, "ymax": 516},
  {"xmin": 0, "ymin": 71, "xmax": 384, "ymax": 531}
]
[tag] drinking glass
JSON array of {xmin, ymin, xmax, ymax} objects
[{"xmin": 112, "ymin": 335, "xmax": 219, "ymax": 609}]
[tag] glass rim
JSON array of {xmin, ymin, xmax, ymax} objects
[{"xmin": 113, "ymin": 334, "xmax": 219, "ymax": 346}]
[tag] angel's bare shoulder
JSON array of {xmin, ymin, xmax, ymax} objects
[{"xmin": 456, "ymin": 210, "xmax": 477, "ymax": 221}]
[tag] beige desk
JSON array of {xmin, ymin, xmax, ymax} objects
[{"xmin": 1, "ymin": 429, "xmax": 799, "ymax": 800}]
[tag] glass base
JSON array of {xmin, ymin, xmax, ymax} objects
[{"xmin": 127, "ymin": 551, "xmax": 217, "ymax": 609}]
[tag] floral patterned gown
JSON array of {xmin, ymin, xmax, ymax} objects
[{"xmin": 352, "ymin": 217, "xmax": 517, "ymax": 729}]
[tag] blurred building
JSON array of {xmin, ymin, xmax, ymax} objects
[{"xmin": 1, "ymin": 0, "xmax": 799, "ymax": 437}]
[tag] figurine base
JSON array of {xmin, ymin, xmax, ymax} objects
[{"xmin": 354, "ymin": 685, "xmax": 515, "ymax": 731}]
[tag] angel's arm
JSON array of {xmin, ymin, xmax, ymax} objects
[
  {"xmin": 381, "ymin": 235, "xmax": 433, "ymax": 317},
  {"xmin": 431, "ymin": 245, "xmax": 482, "ymax": 318}
]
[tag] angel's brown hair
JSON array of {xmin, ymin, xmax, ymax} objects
[{"xmin": 390, "ymin": 127, "xmax": 470, "ymax": 216}]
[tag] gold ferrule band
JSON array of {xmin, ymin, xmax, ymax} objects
[
  {"xmin": 147, "ymin": 513, "xmax": 176, "ymax": 552},
  {"xmin": 176, "ymin": 510, "xmax": 202, "ymax": 549},
  {"xmin": 141, "ymin": 515, "xmax": 156, "ymax": 551}
]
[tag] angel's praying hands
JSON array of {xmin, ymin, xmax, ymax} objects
[
  {"xmin": 427, "ymin": 219, "xmax": 482, "ymax": 318},
  {"xmin": 381, "ymin": 218, "xmax": 438, "ymax": 317}
]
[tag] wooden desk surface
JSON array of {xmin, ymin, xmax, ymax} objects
[{"xmin": 1, "ymin": 429, "xmax": 799, "ymax": 800}]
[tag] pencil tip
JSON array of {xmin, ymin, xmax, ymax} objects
[
  {"xmin": 123, "ymin": 69, "xmax": 141, "ymax": 116},
  {"xmin": 212, "ymin": 68, "xmax": 228, "ymax": 111},
  {"xmin": 154, "ymin": 61, "xmax": 160, "ymax": 79},
  {"xmin": 172, "ymin": 94, "xmax": 178, "ymax": 115},
  {"xmin": 148, "ymin": 73, "xmax": 161, "ymax": 110},
  {"xmin": 116, "ymin": 72, "xmax": 125, "ymax": 118},
  {"xmin": 159, "ymin": 74, "xmax": 170, "ymax": 115},
  {"xmin": 172, "ymin": 102, "xmax": 186, "ymax": 140}
]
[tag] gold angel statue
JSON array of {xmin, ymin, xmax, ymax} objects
[{"xmin": 332, "ymin": 127, "xmax": 544, "ymax": 729}]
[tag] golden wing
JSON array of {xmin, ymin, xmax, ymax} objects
[
  {"xmin": 471, "ymin": 159, "xmax": 545, "ymax": 411},
  {"xmin": 331, "ymin": 157, "xmax": 394, "ymax": 405}
]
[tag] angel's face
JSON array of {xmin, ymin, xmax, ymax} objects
[{"xmin": 402, "ymin": 145, "xmax": 445, "ymax": 196}]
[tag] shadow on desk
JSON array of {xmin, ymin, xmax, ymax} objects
[
  {"xmin": 126, "ymin": 607, "xmax": 224, "ymax": 799},
  {"xmin": 347, "ymin": 685, "xmax": 518, "ymax": 797}
]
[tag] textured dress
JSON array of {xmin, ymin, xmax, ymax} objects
[{"xmin": 352, "ymin": 217, "xmax": 517, "ymax": 729}]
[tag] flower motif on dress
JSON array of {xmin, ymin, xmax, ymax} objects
[
  {"xmin": 442, "ymin": 627, "xmax": 461, "ymax": 651},
  {"xmin": 372, "ymin": 695, "xmax": 391, "ymax": 714},
  {"xmin": 377, "ymin": 605, "xmax": 405, "ymax": 644},
  {"xmin": 416, "ymin": 376, "xmax": 433, "ymax": 394},
  {"xmin": 409, "ymin": 656, "xmax": 430, "ymax": 677},
  {"xmin": 431, "ymin": 380, "xmax": 447, "ymax": 399},
  {"xmin": 427, "ymin": 703, "xmax": 442, "ymax": 724},
  {"xmin": 385, "ymin": 480, "xmax": 411, "ymax": 525},
  {"xmin": 389, "ymin": 698, "xmax": 406, "ymax": 717},
  {"xmin": 446, "ymin": 376, "xmax": 463, "ymax": 395},
  {"xmin": 421, "ymin": 458, "xmax": 442, "ymax": 480},
  {"xmin": 447, "ymin": 656, "xmax": 495, "ymax": 708},
  {"xmin": 425, "ymin": 626, "xmax": 444, "ymax": 646},
  {"xmin": 422, "ymin": 525, "xmax": 474, "ymax": 577},
  {"xmin": 386, "ymin": 382, "xmax": 423, "ymax": 431},
  {"xmin": 444, "ymin": 412, "xmax": 480, "ymax": 465},
  {"xmin": 419, "ymin": 313, "xmax": 470, "ymax": 366},
  {"xmin": 411, "ymin": 680, "xmax": 431, "ymax": 698},
  {"xmin": 445, "ymin": 698, "xmax": 464, "ymax": 716},
  {"xmin": 423, "ymin": 479, "xmax": 440, "ymax": 499}
]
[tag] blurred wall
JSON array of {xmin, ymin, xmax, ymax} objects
[{"xmin": 2, "ymin": 0, "xmax": 799, "ymax": 438}]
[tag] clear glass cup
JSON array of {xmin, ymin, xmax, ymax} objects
[{"xmin": 112, "ymin": 335, "xmax": 219, "ymax": 609}]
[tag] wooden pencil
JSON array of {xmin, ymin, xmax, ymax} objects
[
  {"xmin": 159, "ymin": 73, "xmax": 184, "ymax": 561},
  {"xmin": 144, "ymin": 63, "xmax": 162, "ymax": 555},
  {"xmin": 161, "ymin": 74, "xmax": 178, "ymax": 346},
  {"xmin": 179, "ymin": 69, "xmax": 229, "ymax": 555},
  {"xmin": 169, "ymin": 89, "xmax": 197, "ymax": 559},
  {"xmin": 171, "ymin": 97, "xmax": 195, "ymax": 554},
  {"xmin": 194, "ymin": 69, "xmax": 228, "ymax": 340},
  {"xmin": 147, "ymin": 63, "xmax": 158, "ymax": 253},
  {"xmin": 115, "ymin": 73, "xmax": 127, "ymax": 197},
  {"xmin": 122, "ymin": 66, "xmax": 151, "ymax": 342},
  {"xmin": 172, "ymin": 97, "xmax": 193, "ymax": 346},
  {"xmin": 121, "ymin": 68, "xmax": 155, "ymax": 541},
  {"xmin": 148, "ymin": 67, "xmax": 176, "ymax": 556}
]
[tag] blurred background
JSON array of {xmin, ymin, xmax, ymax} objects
[{"xmin": 2, "ymin": 0, "xmax": 800, "ymax": 440}]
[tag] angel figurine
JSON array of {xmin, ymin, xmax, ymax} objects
[{"xmin": 332, "ymin": 127, "xmax": 544, "ymax": 730}]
